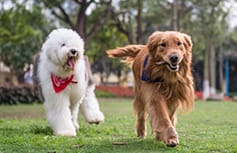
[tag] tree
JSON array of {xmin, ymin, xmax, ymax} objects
[
  {"xmin": 0, "ymin": 2, "xmax": 52, "ymax": 82},
  {"xmin": 191, "ymin": 0, "xmax": 230, "ymax": 99},
  {"xmin": 87, "ymin": 23, "xmax": 128, "ymax": 84},
  {"xmin": 110, "ymin": 0, "xmax": 144, "ymax": 44},
  {"xmin": 38, "ymin": 0, "xmax": 112, "ymax": 48},
  {"xmin": 110, "ymin": 0, "xmax": 194, "ymax": 44}
]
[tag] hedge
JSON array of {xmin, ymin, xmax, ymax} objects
[
  {"xmin": 0, "ymin": 85, "xmax": 133, "ymax": 105},
  {"xmin": 0, "ymin": 85, "xmax": 42, "ymax": 105}
]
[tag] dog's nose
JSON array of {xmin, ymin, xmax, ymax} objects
[
  {"xmin": 70, "ymin": 49, "xmax": 78, "ymax": 55},
  {"xmin": 169, "ymin": 54, "xmax": 179, "ymax": 64}
]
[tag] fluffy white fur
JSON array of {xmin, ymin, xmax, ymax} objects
[{"xmin": 38, "ymin": 28, "xmax": 104, "ymax": 136}]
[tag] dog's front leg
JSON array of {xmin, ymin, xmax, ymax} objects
[
  {"xmin": 149, "ymin": 97, "xmax": 179, "ymax": 147},
  {"xmin": 70, "ymin": 101, "xmax": 81, "ymax": 130},
  {"xmin": 80, "ymin": 85, "xmax": 104, "ymax": 124},
  {"xmin": 44, "ymin": 97, "xmax": 76, "ymax": 136}
]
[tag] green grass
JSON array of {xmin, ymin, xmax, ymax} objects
[
  {"xmin": 95, "ymin": 90, "xmax": 116, "ymax": 98},
  {"xmin": 0, "ymin": 98, "xmax": 237, "ymax": 153}
]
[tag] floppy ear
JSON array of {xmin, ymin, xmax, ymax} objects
[
  {"xmin": 182, "ymin": 33, "xmax": 193, "ymax": 52},
  {"xmin": 147, "ymin": 31, "xmax": 163, "ymax": 53},
  {"xmin": 181, "ymin": 33, "xmax": 193, "ymax": 65}
]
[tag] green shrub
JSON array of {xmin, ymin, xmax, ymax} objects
[
  {"xmin": 95, "ymin": 90, "xmax": 116, "ymax": 98},
  {"xmin": 0, "ymin": 86, "xmax": 41, "ymax": 105}
]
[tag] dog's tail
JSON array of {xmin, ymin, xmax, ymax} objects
[{"xmin": 106, "ymin": 45, "xmax": 145, "ymax": 64}]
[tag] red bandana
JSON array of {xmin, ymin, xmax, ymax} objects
[{"xmin": 51, "ymin": 74, "xmax": 77, "ymax": 93}]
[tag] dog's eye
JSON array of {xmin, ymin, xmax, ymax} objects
[
  {"xmin": 160, "ymin": 43, "xmax": 166, "ymax": 47},
  {"xmin": 61, "ymin": 43, "xmax": 66, "ymax": 47},
  {"xmin": 177, "ymin": 42, "xmax": 182, "ymax": 46}
]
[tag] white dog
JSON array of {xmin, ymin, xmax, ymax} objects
[{"xmin": 38, "ymin": 28, "xmax": 104, "ymax": 136}]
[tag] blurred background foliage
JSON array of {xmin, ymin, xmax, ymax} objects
[
  {"xmin": 0, "ymin": 2, "xmax": 53, "ymax": 81},
  {"xmin": 0, "ymin": 0, "xmax": 237, "ymax": 94}
]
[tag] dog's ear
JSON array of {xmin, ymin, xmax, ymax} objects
[
  {"xmin": 182, "ymin": 33, "xmax": 193, "ymax": 52},
  {"xmin": 147, "ymin": 31, "xmax": 163, "ymax": 53}
]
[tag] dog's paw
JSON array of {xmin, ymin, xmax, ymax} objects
[
  {"xmin": 166, "ymin": 136, "xmax": 179, "ymax": 147},
  {"xmin": 155, "ymin": 127, "xmax": 179, "ymax": 147},
  {"xmin": 136, "ymin": 125, "xmax": 147, "ymax": 138},
  {"xmin": 165, "ymin": 127, "xmax": 179, "ymax": 147},
  {"xmin": 137, "ymin": 131, "xmax": 147, "ymax": 138},
  {"xmin": 86, "ymin": 111, "xmax": 105, "ymax": 124},
  {"xmin": 54, "ymin": 128, "xmax": 76, "ymax": 137}
]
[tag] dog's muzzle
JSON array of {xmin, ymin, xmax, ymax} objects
[
  {"xmin": 155, "ymin": 54, "xmax": 180, "ymax": 72},
  {"xmin": 167, "ymin": 54, "xmax": 180, "ymax": 72},
  {"xmin": 69, "ymin": 49, "xmax": 78, "ymax": 57},
  {"xmin": 65, "ymin": 49, "xmax": 79, "ymax": 69}
]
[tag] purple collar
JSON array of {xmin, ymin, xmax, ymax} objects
[{"xmin": 141, "ymin": 55, "xmax": 163, "ymax": 83}]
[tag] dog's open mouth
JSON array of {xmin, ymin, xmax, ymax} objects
[
  {"xmin": 65, "ymin": 57, "xmax": 77, "ymax": 69},
  {"xmin": 166, "ymin": 63, "xmax": 179, "ymax": 72},
  {"xmin": 156, "ymin": 61, "xmax": 179, "ymax": 72}
]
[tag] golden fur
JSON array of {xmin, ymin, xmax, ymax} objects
[{"xmin": 107, "ymin": 31, "xmax": 194, "ymax": 147}]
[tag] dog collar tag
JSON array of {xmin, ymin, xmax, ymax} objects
[{"xmin": 51, "ymin": 74, "xmax": 76, "ymax": 93}]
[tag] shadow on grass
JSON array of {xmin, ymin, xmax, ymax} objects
[
  {"xmin": 30, "ymin": 125, "xmax": 53, "ymax": 135},
  {"xmin": 0, "ymin": 124, "xmax": 184, "ymax": 153},
  {"xmin": 69, "ymin": 137, "xmax": 181, "ymax": 153}
]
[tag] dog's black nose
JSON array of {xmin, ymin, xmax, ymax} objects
[
  {"xmin": 169, "ymin": 54, "xmax": 179, "ymax": 64},
  {"xmin": 70, "ymin": 49, "xmax": 77, "ymax": 55}
]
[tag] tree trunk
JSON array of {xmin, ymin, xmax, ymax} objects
[
  {"xmin": 76, "ymin": 10, "xmax": 86, "ymax": 40},
  {"xmin": 209, "ymin": 42, "xmax": 216, "ymax": 95},
  {"xmin": 100, "ymin": 72, "xmax": 104, "ymax": 84},
  {"xmin": 203, "ymin": 38, "xmax": 211, "ymax": 100},
  {"xmin": 76, "ymin": 2, "xmax": 87, "ymax": 40},
  {"xmin": 127, "ymin": 31, "xmax": 134, "ymax": 44},
  {"xmin": 218, "ymin": 47, "xmax": 224, "ymax": 95},
  {"xmin": 136, "ymin": 0, "xmax": 143, "ymax": 44},
  {"xmin": 172, "ymin": 0, "xmax": 178, "ymax": 31}
]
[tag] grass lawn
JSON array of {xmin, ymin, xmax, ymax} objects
[{"xmin": 0, "ymin": 98, "xmax": 237, "ymax": 153}]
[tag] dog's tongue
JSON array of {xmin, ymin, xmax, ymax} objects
[{"xmin": 67, "ymin": 58, "xmax": 75, "ymax": 68}]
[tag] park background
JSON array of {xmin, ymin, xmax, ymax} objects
[
  {"xmin": 0, "ymin": 1, "xmax": 237, "ymax": 153},
  {"xmin": 0, "ymin": 0, "xmax": 237, "ymax": 102}
]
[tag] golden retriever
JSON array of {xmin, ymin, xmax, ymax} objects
[{"xmin": 107, "ymin": 31, "xmax": 194, "ymax": 147}]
